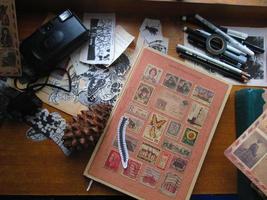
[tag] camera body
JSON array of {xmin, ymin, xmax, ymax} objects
[{"xmin": 20, "ymin": 10, "xmax": 89, "ymax": 77}]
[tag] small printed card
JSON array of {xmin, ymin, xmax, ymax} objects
[
  {"xmin": 80, "ymin": 13, "xmax": 116, "ymax": 65},
  {"xmin": 0, "ymin": 0, "xmax": 21, "ymax": 77},
  {"xmin": 225, "ymin": 110, "xmax": 267, "ymax": 196},
  {"xmin": 140, "ymin": 18, "xmax": 163, "ymax": 43}
]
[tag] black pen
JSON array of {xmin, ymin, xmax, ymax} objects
[
  {"xmin": 181, "ymin": 15, "xmax": 248, "ymax": 41},
  {"xmin": 179, "ymin": 51, "xmax": 248, "ymax": 83},
  {"xmin": 241, "ymin": 40, "xmax": 265, "ymax": 54},
  {"xmin": 176, "ymin": 44, "xmax": 251, "ymax": 79}
]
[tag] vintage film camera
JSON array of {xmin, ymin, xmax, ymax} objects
[{"xmin": 20, "ymin": 10, "xmax": 89, "ymax": 78}]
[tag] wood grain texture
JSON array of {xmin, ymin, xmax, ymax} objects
[{"xmin": 1, "ymin": 2, "xmax": 266, "ymax": 195}]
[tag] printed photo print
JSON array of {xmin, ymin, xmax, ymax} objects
[
  {"xmin": 234, "ymin": 131, "xmax": 267, "ymax": 168},
  {"xmin": 163, "ymin": 73, "xmax": 179, "ymax": 89},
  {"xmin": 133, "ymin": 82, "xmax": 154, "ymax": 105},
  {"xmin": 142, "ymin": 64, "xmax": 162, "ymax": 84},
  {"xmin": 252, "ymin": 155, "xmax": 267, "ymax": 186},
  {"xmin": 176, "ymin": 79, "xmax": 192, "ymax": 96},
  {"xmin": 245, "ymin": 36, "xmax": 265, "ymax": 80},
  {"xmin": 192, "ymin": 85, "xmax": 214, "ymax": 106},
  {"xmin": 187, "ymin": 102, "xmax": 209, "ymax": 128}
]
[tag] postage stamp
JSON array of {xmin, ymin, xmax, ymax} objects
[
  {"xmin": 160, "ymin": 172, "xmax": 182, "ymax": 196},
  {"xmin": 142, "ymin": 64, "xmax": 162, "ymax": 84},
  {"xmin": 133, "ymin": 82, "xmax": 154, "ymax": 105},
  {"xmin": 258, "ymin": 117, "xmax": 267, "ymax": 133},
  {"xmin": 170, "ymin": 156, "xmax": 188, "ymax": 172},
  {"xmin": 140, "ymin": 167, "xmax": 161, "ymax": 188},
  {"xmin": 176, "ymin": 78, "xmax": 192, "ymax": 96},
  {"xmin": 113, "ymin": 134, "xmax": 138, "ymax": 153},
  {"xmin": 126, "ymin": 114, "xmax": 144, "ymax": 134},
  {"xmin": 192, "ymin": 85, "xmax": 215, "ymax": 106},
  {"xmin": 233, "ymin": 130, "xmax": 267, "ymax": 168},
  {"xmin": 162, "ymin": 139, "xmax": 191, "ymax": 157},
  {"xmin": 166, "ymin": 120, "xmax": 182, "ymax": 137},
  {"xmin": 153, "ymin": 89, "xmax": 190, "ymax": 121},
  {"xmin": 163, "ymin": 73, "xmax": 179, "ymax": 90},
  {"xmin": 187, "ymin": 102, "xmax": 209, "ymax": 128},
  {"xmin": 182, "ymin": 127, "xmax": 199, "ymax": 146},
  {"xmin": 137, "ymin": 142, "xmax": 161, "ymax": 164},
  {"xmin": 155, "ymin": 98, "xmax": 167, "ymax": 111},
  {"xmin": 104, "ymin": 150, "xmax": 121, "ymax": 171},
  {"xmin": 143, "ymin": 113, "xmax": 168, "ymax": 143},
  {"xmin": 252, "ymin": 155, "xmax": 267, "ymax": 186},
  {"xmin": 127, "ymin": 103, "xmax": 150, "ymax": 120},
  {"xmin": 122, "ymin": 159, "xmax": 142, "ymax": 179},
  {"xmin": 156, "ymin": 151, "xmax": 171, "ymax": 170}
]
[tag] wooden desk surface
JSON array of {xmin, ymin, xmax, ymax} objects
[{"xmin": 0, "ymin": 10, "xmax": 261, "ymax": 196}]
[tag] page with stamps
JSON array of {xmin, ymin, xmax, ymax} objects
[
  {"xmin": 84, "ymin": 47, "xmax": 231, "ymax": 200},
  {"xmin": 0, "ymin": 0, "xmax": 21, "ymax": 77},
  {"xmin": 225, "ymin": 110, "xmax": 267, "ymax": 196}
]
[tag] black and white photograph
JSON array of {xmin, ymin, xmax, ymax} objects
[
  {"xmin": 234, "ymin": 131, "xmax": 267, "ymax": 168},
  {"xmin": 80, "ymin": 13, "xmax": 115, "ymax": 65},
  {"xmin": 140, "ymin": 18, "xmax": 163, "ymax": 43}
]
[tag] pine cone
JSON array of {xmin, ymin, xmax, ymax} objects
[{"xmin": 63, "ymin": 104, "xmax": 112, "ymax": 151}]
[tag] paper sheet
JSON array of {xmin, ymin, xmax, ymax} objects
[
  {"xmin": 80, "ymin": 13, "xmax": 116, "ymax": 65},
  {"xmin": 140, "ymin": 18, "xmax": 163, "ymax": 43},
  {"xmin": 0, "ymin": 0, "xmax": 21, "ymax": 77},
  {"xmin": 107, "ymin": 25, "xmax": 135, "ymax": 67},
  {"xmin": 136, "ymin": 33, "xmax": 169, "ymax": 55}
]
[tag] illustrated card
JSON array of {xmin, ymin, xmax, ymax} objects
[
  {"xmin": 140, "ymin": 18, "xmax": 163, "ymax": 43},
  {"xmin": 0, "ymin": 0, "xmax": 21, "ymax": 77},
  {"xmin": 84, "ymin": 47, "xmax": 231, "ymax": 200},
  {"xmin": 148, "ymin": 38, "xmax": 169, "ymax": 54},
  {"xmin": 225, "ymin": 109, "xmax": 267, "ymax": 196},
  {"xmin": 12, "ymin": 52, "xmax": 132, "ymax": 116},
  {"xmin": 80, "ymin": 13, "xmax": 115, "ymax": 65}
]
